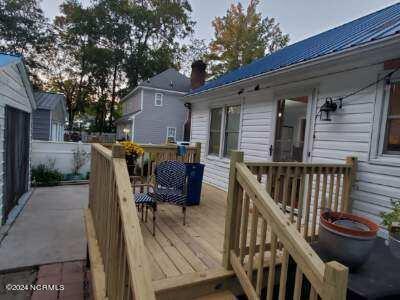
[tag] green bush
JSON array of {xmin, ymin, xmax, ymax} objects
[{"xmin": 31, "ymin": 164, "xmax": 63, "ymax": 186}]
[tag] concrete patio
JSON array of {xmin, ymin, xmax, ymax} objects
[{"xmin": 0, "ymin": 185, "xmax": 88, "ymax": 271}]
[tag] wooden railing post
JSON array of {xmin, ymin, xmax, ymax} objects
[
  {"xmin": 222, "ymin": 151, "xmax": 244, "ymax": 270},
  {"xmin": 194, "ymin": 142, "xmax": 201, "ymax": 163},
  {"xmin": 112, "ymin": 144, "xmax": 126, "ymax": 158},
  {"xmin": 322, "ymin": 261, "xmax": 348, "ymax": 300},
  {"xmin": 345, "ymin": 156, "xmax": 358, "ymax": 212}
]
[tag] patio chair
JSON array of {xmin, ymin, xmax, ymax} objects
[
  {"xmin": 152, "ymin": 160, "xmax": 188, "ymax": 225},
  {"xmin": 131, "ymin": 176, "xmax": 157, "ymax": 236}
]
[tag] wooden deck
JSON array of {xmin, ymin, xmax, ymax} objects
[{"xmin": 140, "ymin": 184, "xmax": 227, "ymax": 278}]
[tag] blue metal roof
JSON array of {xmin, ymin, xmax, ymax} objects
[
  {"xmin": 0, "ymin": 53, "xmax": 21, "ymax": 68},
  {"xmin": 190, "ymin": 3, "xmax": 400, "ymax": 95}
]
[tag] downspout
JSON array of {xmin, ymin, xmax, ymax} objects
[{"xmin": 184, "ymin": 102, "xmax": 191, "ymax": 142}]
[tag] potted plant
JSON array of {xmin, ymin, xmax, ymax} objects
[
  {"xmin": 120, "ymin": 141, "xmax": 144, "ymax": 175},
  {"xmin": 381, "ymin": 199, "xmax": 400, "ymax": 258}
]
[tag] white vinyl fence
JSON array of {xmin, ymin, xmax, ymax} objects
[{"xmin": 31, "ymin": 140, "xmax": 91, "ymax": 175}]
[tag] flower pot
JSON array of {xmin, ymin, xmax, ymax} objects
[
  {"xmin": 388, "ymin": 233, "xmax": 400, "ymax": 259},
  {"xmin": 126, "ymin": 154, "xmax": 137, "ymax": 176},
  {"xmin": 319, "ymin": 211, "xmax": 379, "ymax": 271}
]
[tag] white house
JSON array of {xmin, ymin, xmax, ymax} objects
[
  {"xmin": 0, "ymin": 54, "xmax": 36, "ymax": 225},
  {"xmin": 185, "ymin": 4, "xmax": 400, "ymax": 228}
]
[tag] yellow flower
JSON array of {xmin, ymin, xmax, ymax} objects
[{"xmin": 120, "ymin": 141, "xmax": 144, "ymax": 156}]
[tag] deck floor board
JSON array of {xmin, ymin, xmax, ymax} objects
[{"xmin": 140, "ymin": 184, "xmax": 227, "ymax": 282}]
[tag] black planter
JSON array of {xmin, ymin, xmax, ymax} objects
[{"xmin": 126, "ymin": 154, "xmax": 137, "ymax": 176}]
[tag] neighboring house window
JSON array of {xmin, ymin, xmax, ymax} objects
[
  {"xmin": 223, "ymin": 105, "xmax": 241, "ymax": 157},
  {"xmin": 155, "ymin": 93, "xmax": 163, "ymax": 106},
  {"xmin": 208, "ymin": 108, "xmax": 222, "ymax": 155},
  {"xmin": 208, "ymin": 105, "xmax": 241, "ymax": 157},
  {"xmin": 167, "ymin": 127, "xmax": 176, "ymax": 141},
  {"xmin": 383, "ymin": 82, "xmax": 400, "ymax": 154}
]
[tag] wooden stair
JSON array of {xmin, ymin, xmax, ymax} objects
[{"xmin": 195, "ymin": 290, "xmax": 236, "ymax": 299}]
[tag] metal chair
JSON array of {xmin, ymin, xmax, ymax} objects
[
  {"xmin": 151, "ymin": 160, "xmax": 188, "ymax": 225},
  {"xmin": 131, "ymin": 176, "xmax": 157, "ymax": 236}
]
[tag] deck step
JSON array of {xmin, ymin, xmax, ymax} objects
[{"xmin": 195, "ymin": 290, "xmax": 236, "ymax": 300}]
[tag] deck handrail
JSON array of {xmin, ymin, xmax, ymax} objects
[
  {"xmin": 223, "ymin": 151, "xmax": 352, "ymax": 300},
  {"xmin": 86, "ymin": 143, "xmax": 156, "ymax": 300}
]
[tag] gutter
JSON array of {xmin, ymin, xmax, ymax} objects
[{"xmin": 185, "ymin": 34, "xmax": 400, "ymax": 99}]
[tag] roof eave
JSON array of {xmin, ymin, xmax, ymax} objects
[{"xmin": 185, "ymin": 34, "xmax": 400, "ymax": 100}]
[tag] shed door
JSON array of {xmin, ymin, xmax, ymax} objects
[{"xmin": 3, "ymin": 106, "xmax": 30, "ymax": 223}]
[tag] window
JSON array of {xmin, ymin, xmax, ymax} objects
[
  {"xmin": 208, "ymin": 105, "xmax": 241, "ymax": 157},
  {"xmin": 155, "ymin": 93, "xmax": 163, "ymax": 106},
  {"xmin": 167, "ymin": 127, "xmax": 176, "ymax": 139},
  {"xmin": 384, "ymin": 82, "xmax": 400, "ymax": 154},
  {"xmin": 223, "ymin": 105, "xmax": 241, "ymax": 157},
  {"xmin": 208, "ymin": 108, "xmax": 222, "ymax": 155}
]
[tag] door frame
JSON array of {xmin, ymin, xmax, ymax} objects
[{"xmin": 270, "ymin": 88, "xmax": 316, "ymax": 162}]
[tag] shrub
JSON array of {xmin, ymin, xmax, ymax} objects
[{"xmin": 32, "ymin": 164, "xmax": 63, "ymax": 186}]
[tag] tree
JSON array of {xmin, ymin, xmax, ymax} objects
[
  {"xmin": 0, "ymin": 0, "xmax": 54, "ymax": 88},
  {"xmin": 50, "ymin": 0, "xmax": 194, "ymax": 133},
  {"xmin": 207, "ymin": 0, "xmax": 289, "ymax": 76},
  {"xmin": 178, "ymin": 38, "xmax": 209, "ymax": 77}
]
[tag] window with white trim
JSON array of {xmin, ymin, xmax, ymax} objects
[
  {"xmin": 383, "ymin": 82, "xmax": 400, "ymax": 154},
  {"xmin": 208, "ymin": 105, "xmax": 241, "ymax": 157},
  {"xmin": 155, "ymin": 93, "xmax": 163, "ymax": 106}
]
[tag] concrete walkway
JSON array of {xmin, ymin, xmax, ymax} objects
[{"xmin": 0, "ymin": 185, "xmax": 88, "ymax": 271}]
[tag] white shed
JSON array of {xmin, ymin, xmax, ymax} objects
[{"xmin": 0, "ymin": 54, "xmax": 36, "ymax": 225}]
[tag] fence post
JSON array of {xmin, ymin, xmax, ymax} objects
[
  {"xmin": 112, "ymin": 144, "xmax": 126, "ymax": 158},
  {"xmin": 194, "ymin": 142, "xmax": 201, "ymax": 163},
  {"xmin": 222, "ymin": 150, "xmax": 244, "ymax": 270},
  {"xmin": 322, "ymin": 261, "xmax": 348, "ymax": 300},
  {"xmin": 344, "ymin": 156, "xmax": 358, "ymax": 212}
]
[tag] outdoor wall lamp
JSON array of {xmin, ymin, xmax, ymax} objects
[{"xmin": 320, "ymin": 97, "xmax": 342, "ymax": 121}]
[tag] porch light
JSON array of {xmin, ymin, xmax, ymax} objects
[{"xmin": 320, "ymin": 97, "xmax": 338, "ymax": 121}]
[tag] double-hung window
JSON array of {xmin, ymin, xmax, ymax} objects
[
  {"xmin": 208, "ymin": 108, "xmax": 222, "ymax": 155},
  {"xmin": 155, "ymin": 93, "xmax": 163, "ymax": 106},
  {"xmin": 208, "ymin": 105, "xmax": 241, "ymax": 157},
  {"xmin": 383, "ymin": 82, "xmax": 400, "ymax": 154}
]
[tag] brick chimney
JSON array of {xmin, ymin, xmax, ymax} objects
[{"xmin": 190, "ymin": 60, "xmax": 207, "ymax": 90}]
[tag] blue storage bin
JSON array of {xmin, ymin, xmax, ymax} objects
[{"xmin": 185, "ymin": 163, "xmax": 205, "ymax": 205}]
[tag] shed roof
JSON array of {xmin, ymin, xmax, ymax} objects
[
  {"xmin": 34, "ymin": 91, "xmax": 66, "ymax": 111},
  {"xmin": 0, "ymin": 53, "xmax": 21, "ymax": 68},
  {"xmin": 190, "ymin": 3, "xmax": 400, "ymax": 95}
]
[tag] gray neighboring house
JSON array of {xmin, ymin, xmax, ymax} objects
[
  {"xmin": 116, "ymin": 68, "xmax": 190, "ymax": 143},
  {"xmin": 33, "ymin": 91, "xmax": 67, "ymax": 141}
]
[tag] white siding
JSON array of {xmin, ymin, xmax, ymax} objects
[
  {"xmin": 190, "ymin": 62, "xmax": 400, "ymax": 235},
  {"xmin": 310, "ymin": 65, "xmax": 399, "ymax": 233},
  {"xmin": 240, "ymin": 94, "xmax": 274, "ymax": 161},
  {"xmin": 191, "ymin": 105, "xmax": 230, "ymax": 190},
  {"xmin": 190, "ymin": 92, "xmax": 274, "ymax": 190},
  {"xmin": 0, "ymin": 62, "xmax": 33, "ymax": 224}
]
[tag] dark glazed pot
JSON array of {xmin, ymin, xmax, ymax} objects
[
  {"xmin": 319, "ymin": 211, "xmax": 379, "ymax": 271},
  {"xmin": 125, "ymin": 154, "xmax": 137, "ymax": 176}
]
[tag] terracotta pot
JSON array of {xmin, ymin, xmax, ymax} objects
[{"xmin": 319, "ymin": 211, "xmax": 379, "ymax": 271}]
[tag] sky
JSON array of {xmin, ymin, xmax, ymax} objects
[{"xmin": 41, "ymin": 0, "xmax": 400, "ymax": 44}]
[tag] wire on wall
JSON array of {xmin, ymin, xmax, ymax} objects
[{"xmin": 311, "ymin": 67, "xmax": 400, "ymax": 139}]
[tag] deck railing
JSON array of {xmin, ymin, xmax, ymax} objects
[
  {"xmin": 86, "ymin": 143, "xmax": 156, "ymax": 300},
  {"xmin": 136, "ymin": 143, "xmax": 201, "ymax": 182},
  {"xmin": 86, "ymin": 142, "xmax": 202, "ymax": 300},
  {"xmin": 223, "ymin": 152, "xmax": 356, "ymax": 300}
]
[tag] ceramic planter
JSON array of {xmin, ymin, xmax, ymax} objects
[{"xmin": 319, "ymin": 211, "xmax": 379, "ymax": 271}]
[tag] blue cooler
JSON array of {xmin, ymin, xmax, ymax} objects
[{"xmin": 185, "ymin": 163, "xmax": 205, "ymax": 205}]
